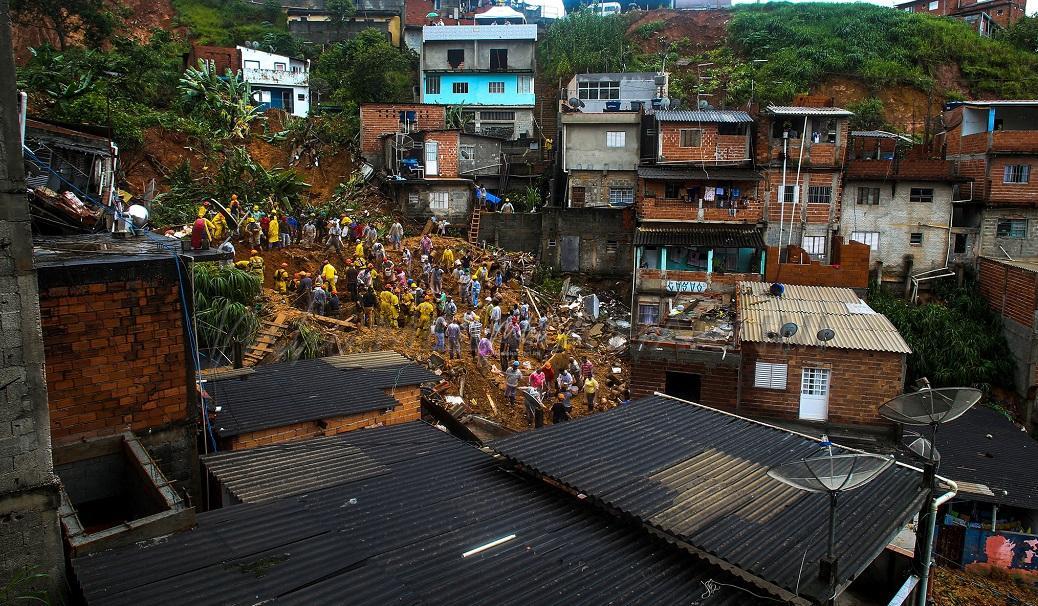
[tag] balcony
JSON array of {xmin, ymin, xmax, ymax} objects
[
  {"xmin": 638, "ymin": 197, "xmax": 764, "ymax": 223},
  {"xmin": 242, "ymin": 67, "xmax": 309, "ymax": 87}
]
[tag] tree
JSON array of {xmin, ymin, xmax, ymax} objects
[
  {"xmin": 193, "ymin": 264, "xmax": 261, "ymax": 354},
  {"xmin": 179, "ymin": 60, "xmax": 265, "ymax": 139},
  {"xmin": 847, "ymin": 98, "xmax": 887, "ymax": 131},
  {"xmin": 1001, "ymin": 15, "xmax": 1038, "ymax": 53},
  {"xmin": 326, "ymin": 0, "xmax": 357, "ymax": 27},
  {"xmin": 311, "ymin": 28, "xmax": 416, "ymax": 106},
  {"xmin": 10, "ymin": 0, "xmax": 123, "ymax": 50}
]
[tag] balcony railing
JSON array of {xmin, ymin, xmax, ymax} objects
[
  {"xmin": 242, "ymin": 67, "xmax": 309, "ymax": 87},
  {"xmin": 637, "ymin": 197, "xmax": 764, "ymax": 223}
]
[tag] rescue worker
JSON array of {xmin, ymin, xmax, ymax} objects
[
  {"xmin": 415, "ymin": 295, "xmax": 436, "ymax": 338},
  {"xmin": 210, "ymin": 211, "xmax": 227, "ymax": 241},
  {"xmin": 378, "ymin": 288, "xmax": 395, "ymax": 326},
  {"xmin": 400, "ymin": 287, "xmax": 414, "ymax": 328},
  {"xmin": 247, "ymin": 249, "xmax": 265, "ymax": 283},
  {"xmin": 273, "ymin": 263, "xmax": 289, "ymax": 294},
  {"xmin": 354, "ymin": 239, "xmax": 365, "ymax": 260},
  {"xmin": 267, "ymin": 214, "xmax": 280, "ymax": 250},
  {"xmin": 227, "ymin": 194, "xmax": 241, "ymax": 220},
  {"xmin": 441, "ymin": 247, "xmax": 455, "ymax": 267},
  {"xmin": 321, "ymin": 260, "xmax": 338, "ymax": 293},
  {"xmin": 190, "ymin": 213, "xmax": 212, "ymax": 250},
  {"xmin": 583, "ymin": 372, "xmax": 599, "ymax": 412},
  {"xmin": 361, "ymin": 287, "xmax": 377, "ymax": 328}
]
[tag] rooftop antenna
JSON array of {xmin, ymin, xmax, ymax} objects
[
  {"xmin": 768, "ymin": 439, "xmax": 894, "ymax": 606},
  {"xmin": 878, "ymin": 382, "xmax": 981, "ymax": 606}
]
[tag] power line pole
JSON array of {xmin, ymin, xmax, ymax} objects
[{"xmin": 0, "ymin": 0, "xmax": 66, "ymax": 600}]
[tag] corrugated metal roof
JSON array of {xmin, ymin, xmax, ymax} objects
[
  {"xmin": 766, "ymin": 106, "xmax": 853, "ymax": 117},
  {"xmin": 209, "ymin": 353, "xmax": 439, "ymax": 437},
  {"xmin": 850, "ymin": 130, "xmax": 913, "ymax": 141},
  {"xmin": 655, "ymin": 110, "xmax": 753, "ymax": 123},
  {"xmin": 935, "ymin": 407, "xmax": 1038, "ymax": 510},
  {"xmin": 637, "ymin": 165, "xmax": 760, "ymax": 181},
  {"xmin": 74, "ymin": 422, "xmax": 773, "ymax": 606},
  {"xmin": 422, "ymin": 24, "xmax": 538, "ymax": 41},
  {"xmin": 635, "ymin": 224, "xmax": 765, "ymax": 248},
  {"xmin": 737, "ymin": 282, "xmax": 912, "ymax": 354},
  {"xmin": 490, "ymin": 395, "xmax": 930, "ymax": 605}
]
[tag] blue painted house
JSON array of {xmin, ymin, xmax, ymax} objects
[{"xmin": 420, "ymin": 19, "xmax": 537, "ymax": 140}]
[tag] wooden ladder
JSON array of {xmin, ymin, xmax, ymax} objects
[
  {"xmin": 467, "ymin": 205, "xmax": 481, "ymax": 245},
  {"xmin": 242, "ymin": 311, "xmax": 289, "ymax": 367}
]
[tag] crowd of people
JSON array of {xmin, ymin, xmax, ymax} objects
[{"xmin": 200, "ymin": 195, "xmax": 604, "ymax": 429}]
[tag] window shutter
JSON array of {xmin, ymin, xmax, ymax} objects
[{"xmin": 754, "ymin": 362, "xmax": 788, "ymax": 390}]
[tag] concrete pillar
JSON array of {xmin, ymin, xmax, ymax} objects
[{"xmin": 0, "ymin": 1, "xmax": 66, "ymax": 599}]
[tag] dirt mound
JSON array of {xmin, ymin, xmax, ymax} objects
[{"xmin": 627, "ymin": 9, "xmax": 731, "ymax": 53}]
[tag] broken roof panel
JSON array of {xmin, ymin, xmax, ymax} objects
[
  {"xmin": 75, "ymin": 422, "xmax": 773, "ymax": 606},
  {"xmin": 737, "ymin": 281, "xmax": 912, "ymax": 354},
  {"xmin": 490, "ymin": 395, "xmax": 930, "ymax": 604},
  {"xmin": 634, "ymin": 223, "xmax": 765, "ymax": 248},
  {"xmin": 209, "ymin": 353, "xmax": 438, "ymax": 438}
]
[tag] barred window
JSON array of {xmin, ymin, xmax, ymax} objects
[
  {"xmin": 807, "ymin": 186, "xmax": 832, "ymax": 204},
  {"xmin": 909, "ymin": 188, "xmax": 934, "ymax": 203}
]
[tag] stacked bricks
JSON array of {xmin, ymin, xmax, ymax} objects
[
  {"xmin": 358, "ymin": 104, "xmax": 447, "ymax": 157},
  {"xmin": 38, "ymin": 279, "xmax": 189, "ymax": 444},
  {"xmin": 227, "ymin": 386, "xmax": 422, "ymax": 450},
  {"xmin": 739, "ymin": 343, "xmax": 904, "ymax": 427}
]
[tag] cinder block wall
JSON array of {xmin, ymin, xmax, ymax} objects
[
  {"xmin": 980, "ymin": 206, "xmax": 1038, "ymax": 258},
  {"xmin": 227, "ymin": 385, "xmax": 422, "ymax": 450}
]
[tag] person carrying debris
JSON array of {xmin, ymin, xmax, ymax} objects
[
  {"xmin": 504, "ymin": 361, "xmax": 522, "ymax": 405},
  {"xmin": 446, "ymin": 318, "xmax": 462, "ymax": 359},
  {"xmin": 361, "ymin": 287, "xmax": 377, "ymax": 328},
  {"xmin": 310, "ymin": 283, "xmax": 328, "ymax": 315},
  {"xmin": 520, "ymin": 386, "xmax": 544, "ymax": 429},
  {"xmin": 248, "ymin": 250, "xmax": 265, "ymax": 283},
  {"xmin": 273, "ymin": 263, "xmax": 290, "ymax": 294},
  {"xmin": 389, "ymin": 221, "xmax": 404, "ymax": 251},
  {"xmin": 583, "ymin": 373, "xmax": 599, "ymax": 413},
  {"xmin": 416, "ymin": 296, "xmax": 435, "ymax": 338}
]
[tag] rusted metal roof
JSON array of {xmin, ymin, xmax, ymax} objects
[
  {"xmin": 765, "ymin": 106, "xmax": 853, "ymax": 117},
  {"xmin": 737, "ymin": 282, "xmax": 912, "ymax": 354}
]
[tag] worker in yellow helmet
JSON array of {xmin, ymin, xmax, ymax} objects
[
  {"xmin": 210, "ymin": 211, "xmax": 227, "ymax": 241},
  {"xmin": 273, "ymin": 262, "xmax": 289, "ymax": 294},
  {"xmin": 441, "ymin": 247, "xmax": 455, "ymax": 267},
  {"xmin": 248, "ymin": 249, "xmax": 265, "ymax": 284},
  {"xmin": 321, "ymin": 259, "xmax": 337, "ymax": 293},
  {"xmin": 415, "ymin": 295, "xmax": 435, "ymax": 338},
  {"xmin": 354, "ymin": 240, "xmax": 365, "ymax": 260},
  {"xmin": 267, "ymin": 214, "xmax": 279, "ymax": 250},
  {"xmin": 378, "ymin": 288, "xmax": 395, "ymax": 326}
]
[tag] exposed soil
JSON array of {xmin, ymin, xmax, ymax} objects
[
  {"xmin": 627, "ymin": 8, "xmax": 732, "ymax": 54},
  {"xmin": 931, "ymin": 564, "xmax": 1038, "ymax": 606}
]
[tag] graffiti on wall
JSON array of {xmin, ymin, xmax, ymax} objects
[{"xmin": 963, "ymin": 527, "xmax": 1038, "ymax": 583}]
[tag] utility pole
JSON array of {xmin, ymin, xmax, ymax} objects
[{"xmin": 0, "ymin": 0, "xmax": 66, "ymax": 600}]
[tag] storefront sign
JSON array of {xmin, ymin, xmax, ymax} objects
[{"xmin": 666, "ymin": 280, "xmax": 708, "ymax": 293}]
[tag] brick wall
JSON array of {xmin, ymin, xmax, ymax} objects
[
  {"xmin": 567, "ymin": 170, "xmax": 637, "ymax": 208},
  {"xmin": 657, "ymin": 124, "xmax": 751, "ymax": 163},
  {"xmin": 740, "ymin": 343, "xmax": 904, "ymax": 426},
  {"xmin": 764, "ymin": 238, "xmax": 870, "ymax": 288},
  {"xmin": 425, "ymin": 131, "xmax": 460, "ymax": 178},
  {"xmin": 978, "ymin": 257, "xmax": 1038, "ymax": 329},
  {"xmin": 637, "ymin": 194, "xmax": 763, "ymax": 223},
  {"xmin": 188, "ymin": 45, "xmax": 242, "ymax": 74},
  {"xmin": 37, "ymin": 270, "xmax": 190, "ymax": 445},
  {"xmin": 979, "ymin": 206, "xmax": 1038, "ymax": 258},
  {"xmin": 988, "ymin": 155, "xmax": 1038, "ymax": 206},
  {"xmin": 227, "ymin": 386, "xmax": 422, "ymax": 449},
  {"xmin": 359, "ymin": 104, "xmax": 447, "ymax": 158},
  {"xmin": 755, "ymin": 116, "xmax": 849, "ymax": 169},
  {"xmin": 763, "ymin": 170, "xmax": 842, "ymax": 226},
  {"xmin": 638, "ymin": 268, "xmax": 762, "ymax": 293},
  {"xmin": 629, "ymin": 355, "xmax": 740, "ymax": 411}
]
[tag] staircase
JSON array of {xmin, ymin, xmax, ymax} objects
[
  {"xmin": 242, "ymin": 311, "xmax": 289, "ymax": 367},
  {"xmin": 467, "ymin": 206, "xmax": 481, "ymax": 245}
]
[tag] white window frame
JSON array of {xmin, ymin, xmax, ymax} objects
[
  {"xmin": 928, "ymin": 0, "xmax": 938, "ymax": 9},
  {"xmin": 802, "ymin": 235, "xmax": 826, "ymax": 257},
  {"xmin": 909, "ymin": 187, "xmax": 934, "ymax": 203},
  {"xmin": 273, "ymin": 62, "xmax": 287, "ymax": 71},
  {"xmin": 452, "ymin": 82, "xmax": 469, "ymax": 94},
  {"xmin": 488, "ymin": 81, "xmax": 505, "ymax": 94},
  {"xmin": 606, "ymin": 131, "xmax": 626, "ymax": 148},
  {"xmin": 243, "ymin": 60, "xmax": 261, "ymax": 69},
  {"xmin": 638, "ymin": 302, "xmax": 660, "ymax": 325},
  {"xmin": 429, "ymin": 191, "xmax": 449, "ymax": 211},
  {"xmin": 850, "ymin": 231, "xmax": 880, "ymax": 252},
  {"xmin": 1004, "ymin": 164, "xmax": 1031, "ymax": 184},
  {"xmin": 577, "ymin": 80, "xmax": 620, "ymax": 100},
  {"xmin": 608, "ymin": 187, "xmax": 634, "ymax": 206},
  {"xmin": 459, "ymin": 144, "xmax": 475, "ymax": 161},
  {"xmin": 754, "ymin": 362, "xmax": 788, "ymax": 390},
  {"xmin": 517, "ymin": 75, "xmax": 533, "ymax": 94}
]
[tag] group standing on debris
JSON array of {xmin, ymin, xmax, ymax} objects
[{"xmin": 190, "ymin": 194, "xmax": 605, "ymax": 429}]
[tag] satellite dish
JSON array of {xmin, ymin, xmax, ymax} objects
[
  {"xmin": 698, "ymin": 99, "xmax": 710, "ymax": 110},
  {"xmin": 568, "ymin": 97, "xmax": 585, "ymax": 108},
  {"xmin": 769, "ymin": 283, "xmax": 784, "ymax": 297},
  {"xmin": 659, "ymin": 97, "xmax": 671, "ymax": 110},
  {"xmin": 878, "ymin": 387, "xmax": 982, "ymax": 427},
  {"xmin": 669, "ymin": 99, "xmax": 681, "ymax": 110},
  {"xmin": 817, "ymin": 328, "xmax": 836, "ymax": 342},
  {"xmin": 769, "ymin": 445, "xmax": 894, "ymax": 600},
  {"xmin": 903, "ymin": 434, "xmax": 940, "ymax": 462},
  {"xmin": 127, "ymin": 204, "xmax": 149, "ymax": 227},
  {"xmin": 779, "ymin": 322, "xmax": 798, "ymax": 339}
]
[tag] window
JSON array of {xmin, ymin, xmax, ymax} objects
[
  {"xmin": 517, "ymin": 75, "xmax": 533, "ymax": 94},
  {"xmin": 243, "ymin": 60, "xmax": 260, "ymax": 69},
  {"xmin": 547, "ymin": 239, "xmax": 557, "ymax": 247},
  {"xmin": 665, "ymin": 182, "xmax": 680, "ymax": 199},
  {"xmin": 489, "ymin": 49, "xmax": 508, "ymax": 70},
  {"xmin": 718, "ymin": 123, "xmax": 746, "ymax": 136},
  {"xmin": 909, "ymin": 188, "xmax": 934, "ymax": 203},
  {"xmin": 850, "ymin": 231, "xmax": 880, "ymax": 252},
  {"xmin": 910, "ymin": 232, "xmax": 923, "ymax": 245},
  {"xmin": 426, "ymin": 75, "xmax": 441, "ymax": 95},
  {"xmin": 679, "ymin": 129, "xmax": 703, "ymax": 148},
  {"xmin": 297, "ymin": 93, "xmax": 306, "ymax": 101},
  {"xmin": 606, "ymin": 131, "xmax": 626, "ymax": 148},
  {"xmin": 1004, "ymin": 165, "xmax": 1031, "ymax": 184},
  {"xmin": 928, "ymin": 0, "xmax": 938, "ymax": 9},
  {"xmin": 605, "ymin": 241, "xmax": 619, "ymax": 254},
  {"xmin": 754, "ymin": 362, "xmax": 788, "ymax": 390},
  {"xmin": 459, "ymin": 144, "xmax": 475, "ymax": 161},
  {"xmin": 571, "ymin": 187, "xmax": 586, "ymax": 207},
  {"xmin": 447, "ymin": 49, "xmax": 465, "ymax": 68},
  {"xmin": 638, "ymin": 303, "xmax": 660, "ymax": 325},
  {"xmin": 608, "ymin": 187, "xmax": 634, "ymax": 206},
  {"xmin": 487, "ymin": 81, "xmax": 505, "ymax": 94},
  {"xmin": 996, "ymin": 218, "xmax": 1027, "ymax": 238},
  {"xmin": 782, "ymin": 185, "xmax": 796, "ymax": 204},
  {"xmin": 856, "ymin": 187, "xmax": 880, "ymax": 205},
  {"xmin": 479, "ymin": 109, "xmax": 516, "ymax": 120},
  {"xmin": 802, "ymin": 236, "xmax": 826, "ymax": 256},
  {"xmin": 452, "ymin": 82, "xmax": 469, "ymax": 94},
  {"xmin": 807, "ymin": 186, "xmax": 832, "ymax": 204},
  {"xmin": 429, "ymin": 191, "xmax": 449, "ymax": 211},
  {"xmin": 577, "ymin": 80, "xmax": 620, "ymax": 100},
  {"xmin": 953, "ymin": 233, "xmax": 968, "ymax": 254},
  {"xmin": 273, "ymin": 62, "xmax": 286, "ymax": 71}
]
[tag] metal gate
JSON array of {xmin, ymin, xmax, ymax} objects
[{"xmin": 561, "ymin": 236, "xmax": 580, "ymax": 272}]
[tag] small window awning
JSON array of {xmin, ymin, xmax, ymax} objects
[
  {"xmin": 635, "ymin": 223, "xmax": 765, "ymax": 248},
  {"xmin": 637, "ymin": 165, "xmax": 761, "ymax": 181}
]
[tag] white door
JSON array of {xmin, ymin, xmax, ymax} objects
[
  {"xmin": 425, "ymin": 141, "xmax": 438, "ymax": 176},
  {"xmin": 799, "ymin": 367, "xmax": 830, "ymax": 421}
]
